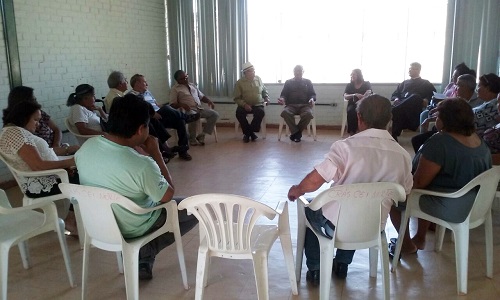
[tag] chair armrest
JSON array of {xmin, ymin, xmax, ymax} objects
[
  {"xmin": 119, "ymin": 199, "xmax": 178, "ymax": 215},
  {"xmin": 15, "ymin": 168, "xmax": 69, "ymax": 183},
  {"xmin": 410, "ymin": 186, "xmax": 476, "ymax": 199},
  {"xmin": 298, "ymin": 196, "xmax": 310, "ymax": 207},
  {"xmin": 0, "ymin": 198, "xmax": 56, "ymax": 214}
]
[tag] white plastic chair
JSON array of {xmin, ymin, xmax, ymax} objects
[
  {"xmin": 234, "ymin": 105, "xmax": 267, "ymax": 139},
  {"xmin": 296, "ymin": 182, "xmax": 406, "ymax": 300},
  {"xmin": 278, "ymin": 102, "xmax": 317, "ymax": 141},
  {"xmin": 391, "ymin": 167, "xmax": 500, "ymax": 295},
  {"xmin": 64, "ymin": 118, "xmax": 100, "ymax": 145},
  {"xmin": 339, "ymin": 98, "xmax": 348, "ymax": 137},
  {"xmin": 178, "ymin": 194, "xmax": 298, "ymax": 300},
  {"xmin": 0, "ymin": 189, "xmax": 75, "ymax": 300},
  {"xmin": 0, "ymin": 153, "xmax": 85, "ymax": 248},
  {"xmin": 59, "ymin": 183, "xmax": 188, "ymax": 300}
]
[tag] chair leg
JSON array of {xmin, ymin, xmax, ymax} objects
[
  {"xmin": 452, "ymin": 224, "xmax": 469, "ymax": 295},
  {"xmin": 72, "ymin": 202, "xmax": 85, "ymax": 249},
  {"xmin": 81, "ymin": 237, "xmax": 91, "ymax": 300},
  {"xmin": 295, "ymin": 202, "xmax": 306, "ymax": 281},
  {"xmin": 252, "ymin": 250, "xmax": 270, "ymax": 300},
  {"xmin": 369, "ymin": 247, "xmax": 378, "ymax": 278},
  {"xmin": 116, "ymin": 252, "xmax": 124, "ymax": 274},
  {"xmin": 380, "ymin": 232, "xmax": 390, "ymax": 300},
  {"xmin": 435, "ymin": 225, "xmax": 446, "ymax": 252},
  {"xmin": 213, "ymin": 125, "xmax": 218, "ymax": 143},
  {"xmin": 18, "ymin": 241, "xmax": 30, "ymax": 269},
  {"xmin": 56, "ymin": 218, "xmax": 75, "ymax": 287},
  {"xmin": 485, "ymin": 211, "xmax": 493, "ymax": 278},
  {"xmin": 311, "ymin": 118, "xmax": 317, "ymax": 141},
  {"xmin": 279, "ymin": 233, "xmax": 298, "ymax": 295},
  {"xmin": 391, "ymin": 210, "xmax": 409, "ymax": 271},
  {"xmin": 122, "ymin": 249, "xmax": 140, "ymax": 300},
  {"xmin": 318, "ymin": 238, "xmax": 335, "ymax": 300},
  {"xmin": 278, "ymin": 118, "xmax": 285, "ymax": 141},
  {"xmin": 1, "ymin": 247, "xmax": 10, "ymax": 300},
  {"xmin": 195, "ymin": 247, "xmax": 210, "ymax": 300},
  {"xmin": 173, "ymin": 226, "xmax": 188, "ymax": 290}
]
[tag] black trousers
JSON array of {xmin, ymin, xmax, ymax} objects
[
  {"xmin": 346, "ymin": 100, "xmax": 358, "ymax": 134},
  {"xmin": 156, "ymin": 106, "xmax": 189, "ymax": 152},
  {"xmin": 235, "ymin": 105, "xmax": 265, "ymax": 136},
  {"xmin": 391, "ymin": 94, "xmax": 424, "ymax": 139}
]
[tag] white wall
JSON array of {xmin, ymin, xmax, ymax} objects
[{"xmin": 0, "ymin": 0, "xmax": 169, "ymax": 183}]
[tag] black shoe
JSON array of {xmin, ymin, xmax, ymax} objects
[
  {"xmin": 171, "ymin": 145, "xmax": 189, "ymax": 154},
  {"xmin": 243, "ymin": 135, "xmax": 250, "ymax": 143},
  {"xmin": 388, "ymin": 239, "xmax": 403, "ymax": 261},
  {"xmin": 332, "ymin": 259, "xmax": 348, "ymax": 279},
  {"xmin": 185, "ymin": 113, "xmax": 201, "ymax": 123},
  {"xmin": 139, "ymin": 263, "xmax": 153, "ymax": 280},
  {"xmin": 306, "ymin": 270, "xmax": 320, "ymax": 286},
  {"xmin": 161, "ymin": 151, "xmax": 176, "ymax": 159},
  {"xmin": 179, "ymin": 152, "xmax": 192, "ymax": 161},
  {"xmin": 250, "ymin": 133, "xmax": 258, "ymax": 141}
]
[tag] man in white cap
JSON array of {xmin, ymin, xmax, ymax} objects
[{"xmin": 233, "ymin": 62, "xmax": 269, "ymax": 142}]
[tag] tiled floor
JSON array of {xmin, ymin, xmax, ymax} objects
[{"xmin": 3, "ymin": 127, "xmax": 500, "ymax": 299}]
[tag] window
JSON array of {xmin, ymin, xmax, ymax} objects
[{"xmin": 248, "ymin": 0, "xmax": 448, "ymax": 83}]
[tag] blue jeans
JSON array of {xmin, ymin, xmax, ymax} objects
[{"xmin": 304, "ymin": 206, "xmax": 355, "ymax": 271}]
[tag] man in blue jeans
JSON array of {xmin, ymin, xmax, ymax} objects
[{"xmin": 288, "ymin": 95, "xmax": 413, "ymax": 286}]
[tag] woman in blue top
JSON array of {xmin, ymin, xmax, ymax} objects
[{"xmin": 391, "ymin": 98, "xmax": 492, "ymax": 254}]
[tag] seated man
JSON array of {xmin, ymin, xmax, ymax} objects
[
  {"xmin": 170, "ymin": 70, "xmax": 219, "ymax": 146},
  {"xmin": 103, "ymin": 71, "xmax": 128, "ymax": 111},
  {"xmin": 234, "ymin": 62, "xmax": 270, "ymax": 143},
  {"xmin": 287, "ymin": 95, "xmax": 413, "ymax": 285},
  {"xmin": 75, "ymin": 93, "xmax": 198, "ymax": 280},
  {"xmin": 129, "ymin": 74, "xmax": 199, "ymax": 161},
  {"xmin": 391, "ymin": 62, "xmax": 436, "ymax": 141},
  {"xmin": 278, "ymin": 65, "xmax": 316, "ymax": 142},
  {"xmin": 107, "ymin": 71, "xmax": 175, "ymax": 161}
]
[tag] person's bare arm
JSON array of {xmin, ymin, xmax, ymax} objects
[
  {"xmin": 74, "ymin": 122, "xmax": 102, "ymax": 135},
  {"xmin": 47, "ymin": 119, "xmax": 62, "ymax": 147},
  {"xmin": 413, "ymin": 156, "xmax": 441, "ymax": 189},
  {"xmin": 140, "ymin": 135, "xmax": 175, "ymax": 203},
  {"xmin": 288, "ymin": 169, "xmax": 326, "ymax": 201},
  {"xmin": 18, "ymin": 144, "xmax": 75, "ymax": 171}
]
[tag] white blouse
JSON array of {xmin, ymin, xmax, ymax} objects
[
  {"xmin": 68, "ymin": 104, "xmax": 103, "ymax": 133},
  {"xmin": 0, "ymin": 126, "xmax": 60, "ymax": 195}
]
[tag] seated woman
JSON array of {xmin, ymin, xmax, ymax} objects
[
  {"xmin": 482, "ymin": 92, "xmax": 500, "ymax": 164},
  {"xmin": 343, "ymin": 69, "xmax": 371, "ymax": 136},
  {"xmin": 7, "ymin": 86, "xmax": 79, "ymax": 156},
  {"xmin": 67, "ymin": 84, "xmax": 108, "ymax": 138},
  {"xmin": 390, "ymin": 98, "xmax": 492, "ymax": 254},
  {"xmin": 0, "ymin": 101, "xmax": 79, "ymax": 233}
]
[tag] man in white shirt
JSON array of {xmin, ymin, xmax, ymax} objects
[{"xmin": 288, "ymin": 94, "xmax": 413, "ymax": 285}]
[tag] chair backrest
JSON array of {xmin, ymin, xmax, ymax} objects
[
  {"xmin": 178, "ymin": 193, "xmax": 277, "ymax": 254},
  {"xmin": 0, "ymin": 152, "xmax": 25, "ymax": 189},
  {"xmin": 59, "ymin": 183, "xmax": 137, "ymax": 250},
  {"xmin": 465, "ymin": 167, "xmax": 500, "ymax": 224},
  {"xmin": 64, "ymin": 118, "xmax": 98, "ymax": 145},
  {"xmin": 0, "ymin": 151, "xmax": 69, "ymax": 195},
  {"xmin": 309, "ymin": 182, "xmax": 406, "ymax": 249}
]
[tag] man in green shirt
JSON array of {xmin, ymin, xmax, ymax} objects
[
  {"xmin": 75, "ymin": 93, "xmax": 197, "ymax": 280},
  {"xmin": 234, "ymin": 62, "xmax": 270, "ymax": 143}
]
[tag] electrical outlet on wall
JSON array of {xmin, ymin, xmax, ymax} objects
[{"xmin": 332, "ymin": 103, "xmax": 338, "ymax": 107}]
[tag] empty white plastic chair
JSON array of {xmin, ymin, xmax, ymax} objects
[
  {"xmin": 59, "ymin": 183, "xmax": 188, "ymax": 300},
  {"xmin": 178, "ymin": 194, "xmax": 298, "ymax": 300},
  {"xmin": 391, "ymin": 167, "xmax": 500, "ymax": 295},
  {"xmin": 296, "ymin": 182, "xmax": 406, "ymax": 300},
  {"xmin": 0, "ymin": 189, "xmax": 75, "ymax": 300},
  {"xmin": 278, "ymin": 101, "xmax": 316, "ymax": 141}
]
